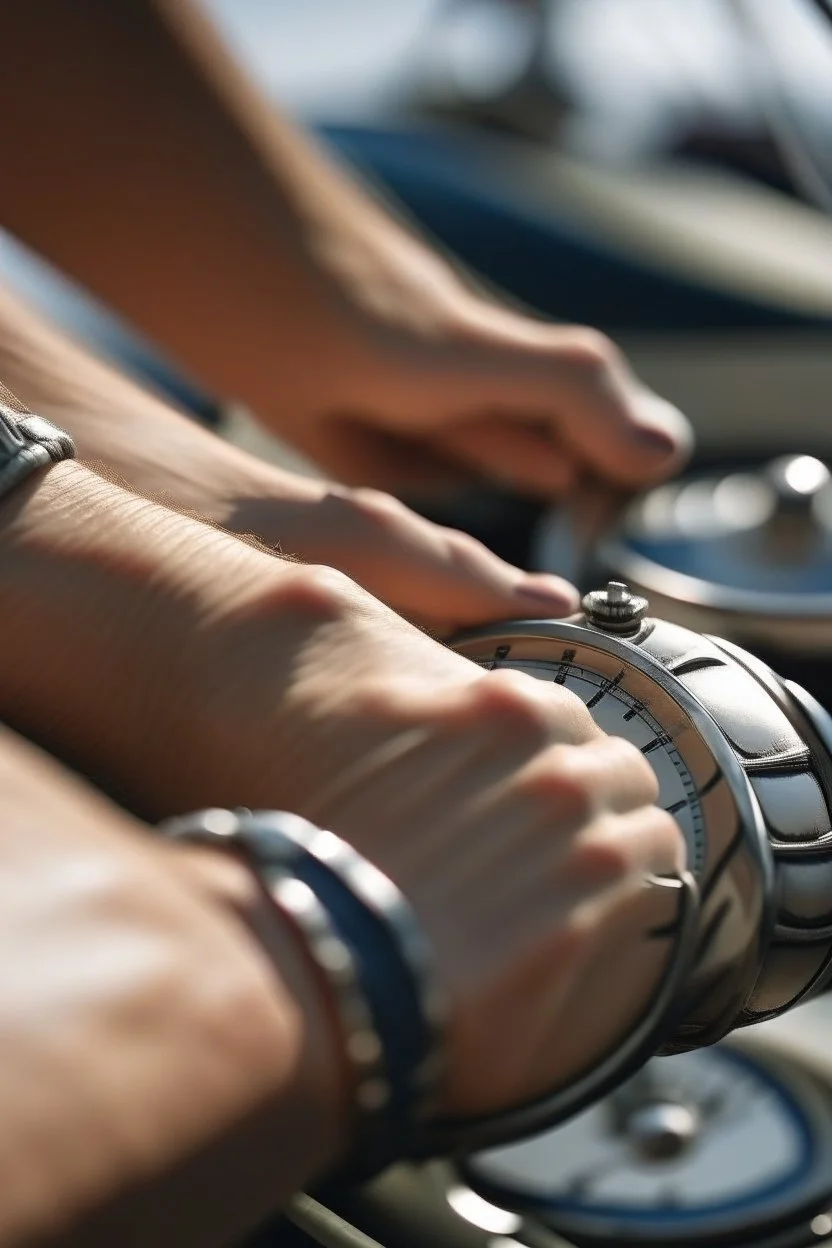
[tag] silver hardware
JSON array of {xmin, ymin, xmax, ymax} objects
[{"xmin": 581, "ymin": 581, "xmax": 649, "ymax": 634}]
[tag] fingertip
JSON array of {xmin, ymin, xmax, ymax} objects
[
  {"xmin": 513, "ymin": 574, "xmax": 580, "ymax": 617},
  {"xmin": 629, "ymin": 395, "xmax": 694, "ymax": 479}
]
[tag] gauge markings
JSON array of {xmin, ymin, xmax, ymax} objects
[
  {"xmin": 623, "ymin": 701, "xmax": 644, "ymax": 722},
  {"xmin": 666, "ymin": 798, "xmax": 689, "ymax": 816},
  {"xmin": 586, "ymin": 669, "xmax": 626, "ymax": 709},
  {"xmin": 555, "ymin": 648, "xmax": 576, "ymax": 684},
  {"xmin": 642, "ymin": 732, "xmax": 673, "ymax": 756}
]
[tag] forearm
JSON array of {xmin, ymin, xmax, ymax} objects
[
  {"xmin": 0, "ymin": 456, "xmax": 274, "ymax": 817},
  {"xmin": 0, "ymin": 280, "xmax": 299, "ymax": 516},
  {"xmin": 0, "ymin": 728, "xmax": 346, "ymax": 1247},
  {"xmin": 0, "ymin": 0, "xmax": 402, "ymax": 420}
]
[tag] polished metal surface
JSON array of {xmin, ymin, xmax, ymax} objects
[
  {"xmin": 582, "ymin": 456, "xmax": 832, "ymax": 656},
  {"xmin": 454, "ymin": 594, "xmax": 832, "ymax": 1049},
  {"xmin": 300, "ymin": 592, "xmax": 832, "ymax": 1245},
  {"xmin": 581, "ymin": 581, "xmax": 649, "ymax": 634}
]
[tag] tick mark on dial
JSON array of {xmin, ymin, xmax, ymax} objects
[
  {"xmin": 666, "ymin": 799, "xmax": 689, "ymax": 816},
  {"xmin": 587, "ymin": 669, "xmax": 626, "ymax": 709},
  {"xmin": 556, "ymin": 648, "xmax": 576, "ymax": 684},
  {"xmin": 642, "ymin": 733, "xmax": 672, "ymax": 756},
  {"xmin": 624, "ymin": 701, "xmax": 645, "ymax": 722}
]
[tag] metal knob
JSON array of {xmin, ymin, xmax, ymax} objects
[
  {"xmin": 627, "ymin": 1102, "xmax": 701, "ymax": 1163},
  {"xmin": 582, "ymin": 581, "xmax": 649, "ymax": 634},
  {"xmin": 766, "ymin": 455, "xmax": 831, "ymax": 513}
]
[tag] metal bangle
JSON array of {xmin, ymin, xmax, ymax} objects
[{"xmin": 0, "ymin": 403, "xmax": 76, "ymax": 501}]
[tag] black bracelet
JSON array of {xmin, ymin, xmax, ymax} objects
[{"xmin": 159, "ymin": 808, "xmax": 445, "ymax": 1176}]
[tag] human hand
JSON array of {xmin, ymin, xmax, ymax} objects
[
  {"xmin": 224, "ymin": 474, "xmax": 578, "ymax": 629},
  {"xmin": 267, "ymin": 215, "xmax": 693, "ymax": 498},
  {"xmin": 159, "ymin": 559, "xmax": 685, "ymax": 1119},
  {"xmin": 0, "ymin": 461, "xmax": 683, "ymax": 1122},
  {"xmin": 0, "ymin": 281, "xmax": 574, "ymax": 630},
  {"xmin": 0, "ymin": 4, "xmax": 690, "ymax": 506}
]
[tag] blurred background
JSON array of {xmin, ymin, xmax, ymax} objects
[{"xmin": 3, "ymin": 0, "xmax": 832, "ymax": 571}]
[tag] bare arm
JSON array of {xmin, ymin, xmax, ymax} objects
[
  {"xmin": 0, "ymin": 438, "xmax": 683, "ymax": 1133},
  {"xmin": 0, "ymin": 281, "xmax": 577, "ymax": 627},
  {"xmin": 0, "ymin": 726, "xmax": 346, "ymax": 1247},
  {"xmin": 0, "ymin": 0, "xmax": 369, "ymax": 423},
  {"xmin": 0, "ymin": 0, "xmax": 688, "ymax": 493}
]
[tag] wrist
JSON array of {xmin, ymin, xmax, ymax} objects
[
  {"xmin": 171, "ymin": 840, "xmax": 352, "ymax": 1173},
  {"xmin": 162, "ymin": 808, "xmax": 447, "ymax": 1175}
]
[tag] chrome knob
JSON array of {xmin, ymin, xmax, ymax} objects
[
  {"xmin": 582, "ymin": 581, "xmax": 649, "ymax": 634},
  {"xmin": 627, "ymin": 1102, "xmax": 701, "ymax": 1163}
]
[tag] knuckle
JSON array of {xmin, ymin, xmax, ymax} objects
[
  {"xmin": 473, "ymin": 670, "xmax": 551, "ymax": 733},
  {"xmin": 347, "ymin": 487, "xmax": 406, "ymax": 528},
  {"xmin": 579, "ymin": 804, "xmax": 685, "ymax": 886},
  {"xmin": 520, "ymin": 754, "xmax": 595, "ymax": 824},
  {"xmin": 350, "ymin": 678, "xmax": 415, "ymax": 727},
  {"xmin": 560, "ymin": 327, "xmax": 621, "ymax": 376},
  {"xmin": 644, "ymin": 805, "xmax": 687, "ymax": 862},
  {"xmin": 572, "ymin": 828, "xmax": 633, "ymax": 889},
  {"xmin": 273, "ymin": 563, "xmax": 364, "ymax": 621},
  {"xmin": 473, "ymin": 670, "xmax": 583, "ymax": 744},
  {"xmin": 597, "ymin": 735, "xmax": 660, "ymax": 804},
  {"xmin": 443, "ymin": 527, "xmax": 489, "ymax": 564}
]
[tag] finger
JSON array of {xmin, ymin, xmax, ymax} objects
[
  {"xmin": 316, "ymin": 487, "xmax": 580, "ymax": 628},
  {"xmin": 310, "ymin": 666, "xmax": 601, "ymax": 833},
  {"xmin": 521, "ymin": 855, "xmax": 684, "ymax": 1102},
  {"xmin": 429, "ymin": 738, "xmax": 664, "ymax": 906},
  {"xmin": 414, "ymin": 303, "xmax": 693, "ymax": 489},
  {"xmin": 577, "ymin": 803, "xmax": 688, "ymax": 884},
  {"xmin": 431, "ymin": 416, "xmax": 576, "ymax": 498},
  {"xmin": 520, "ymin": 735, "xmax": 661, "ymax": 820}
]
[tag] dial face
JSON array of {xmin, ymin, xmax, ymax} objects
[
  {"xmin": 453, "ymin": 632, "xmax": 717, "ymax": 877},
  {"xmin": 461, "ymin": 1046, "xmax": 820, "ymax": 1242}
]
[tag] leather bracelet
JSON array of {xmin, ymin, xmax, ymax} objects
[
  {"xmin": 236, "ymin": 810, "xmax": 446, "ymax": 1124},
  {"xmin": 159, "ymin": 808, "xmax": 445, "ymax": 1176},
  {"xmin": 0, "ymin": 402, "xmax": 76, "ymax": 500}
]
